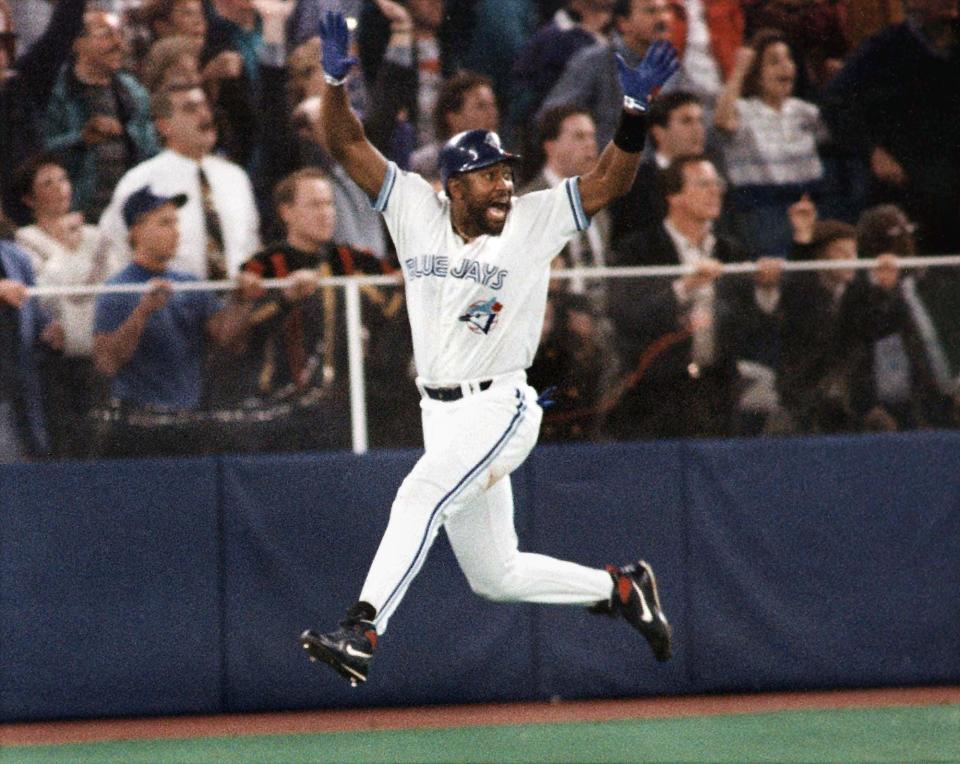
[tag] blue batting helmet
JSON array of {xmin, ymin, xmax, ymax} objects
[{"xmin": 438, "ymin": 129, "xmax": 520, "ymax": 191}]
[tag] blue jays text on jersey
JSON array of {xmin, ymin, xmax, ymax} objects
[{"xmin": 404, "ymin": 254, "xmax": 508, "ymax": 290}]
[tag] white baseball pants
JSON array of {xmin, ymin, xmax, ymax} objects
[{"xmin": 359, "ymin": 373, "xmax": 612, "ymax": 633}]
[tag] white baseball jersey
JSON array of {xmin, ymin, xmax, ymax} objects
[{"xmin": 374, "ymin": 161, "xmax": 591, "ymax": 384}]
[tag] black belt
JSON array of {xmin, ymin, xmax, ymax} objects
[{"xmin": 422, "ymin": 380, "xmax": 492, "ymax": 402}]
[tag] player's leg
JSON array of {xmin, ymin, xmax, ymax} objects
[
  {"xmin": 299, "ymin": 447, "xmax": 465, "ymax": 685},
  {"xmin": 447, "ymin": 470, "xmax": 672, "ymax": 663},
  {"xmin": 358, "ymin": 387, "xmax": 539, "ymax": 633},
  {"xmin": 445, "ymin": 477, "xmax": 612, "ymax": 603},
  {"xmin": 301, "ymin": 386, "xmax": 539, "ymax": 682}
]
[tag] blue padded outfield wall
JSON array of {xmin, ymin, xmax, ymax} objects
[{"xmin": 2, "ymin": 432, "xmax": 959, "ymax": 721}]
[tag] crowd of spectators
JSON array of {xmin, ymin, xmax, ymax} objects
[{"xmin": 0, "ymin": 0, "xmax": 958, "ymax": 462}]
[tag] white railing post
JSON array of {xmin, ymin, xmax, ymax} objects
[{"xmin": 344, "ymin": 280, "xmax": 369, "ymax": 455}]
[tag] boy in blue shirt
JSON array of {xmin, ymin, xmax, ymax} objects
[{"xmin": 93, "ymin": 185, "xmax": 260, "ymax": 455}]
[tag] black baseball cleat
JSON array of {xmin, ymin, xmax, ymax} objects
[
  {"xmin": 603, "ymin": 560, "xmax": 673, "ymax": 662},
  {"xmin": 300, "ymin": 602, "xmax": 378, "ymax": 686}
]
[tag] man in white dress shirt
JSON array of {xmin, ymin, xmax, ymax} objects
[{"xmin": 98, "ymin": 83, "xmax": 260, "ymax": 278}]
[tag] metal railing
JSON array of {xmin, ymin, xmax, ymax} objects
[{"xmin": 22, "ymin": 254, "xmax": 960, "ymax": 454}]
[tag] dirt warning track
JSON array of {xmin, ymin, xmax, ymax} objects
[{"xmin": 4, "ymin": 685, "xmax": 958, "ymax": 747}]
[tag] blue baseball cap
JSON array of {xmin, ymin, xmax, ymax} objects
[{"xmin": 122, "ymin": 186, "xmax": 188, "ymax": 228}]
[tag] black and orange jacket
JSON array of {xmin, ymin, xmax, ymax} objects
[{"xmin": 238, "ymin": 240, "xmax": 404, "ymax": 400}]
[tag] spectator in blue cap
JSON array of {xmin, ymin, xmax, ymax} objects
[
  {"xmin": 92, "ymin": 184, "xmax": 261, "ymax": 457},
  {"xmin": 119, "ymin": 184, "xmax": 189, "ymax": 229}
]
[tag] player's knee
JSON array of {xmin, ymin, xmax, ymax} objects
[{"xmin": 465, "ymin": 563, "xmax": 521, "ymax": 602}]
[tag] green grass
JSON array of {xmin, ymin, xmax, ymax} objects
[{"xmin": 7, "ymin": 704, "xmax": 960, "ymax": 763}]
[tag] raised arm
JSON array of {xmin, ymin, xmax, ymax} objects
[
  {"xmin": 578, "ymin": 41, "xmax": 678, "ymax": 218},
  {"xmin": 11, "ymin": 0, "xmax": 86, "ymax": 98},
  {"xmin": 714, "ymin": 46, "xmax": 754, "ymax": 133},
  {"xmin": 318, "ymin": 11, "xmax": 389, "ymax": 200}
]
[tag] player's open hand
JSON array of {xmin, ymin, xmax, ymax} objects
[
  {"xmin": 616, "ymin": 40, "xmax": 679, "ymax": 111},
  {"xmin": 317, "ymin": 11, "xmax": 358, "ymax": 83}
]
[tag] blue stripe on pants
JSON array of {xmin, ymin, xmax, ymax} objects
[{"xmin": 375, "ymin": 390, "xmax": 527, "ymax": 628}]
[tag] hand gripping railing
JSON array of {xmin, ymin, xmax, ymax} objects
[{"xmin": 23, "ymin": 255, "xmax": 960, "ymax": 454}]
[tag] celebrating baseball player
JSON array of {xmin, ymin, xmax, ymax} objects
[{"xmin": 300, "ymin": 12, "xmax": 679, "ymax": 686}]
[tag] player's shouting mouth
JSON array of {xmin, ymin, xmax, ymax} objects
[{"xmin": 450, "ymin": 164, "xmax": 516, "ymax": 239}]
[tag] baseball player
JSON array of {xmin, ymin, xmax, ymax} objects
[{"xmin": 300, "ymin": 12, "xmax": 679, "ymax": 686}]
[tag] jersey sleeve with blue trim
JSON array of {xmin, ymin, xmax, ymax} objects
[
  {"xmin": 510, "ymin": 176, "xmax": 591, "ymax": 265},
  {"xmin": 372, "ymin": 161, "xmax": 444, "ymax": 242}
]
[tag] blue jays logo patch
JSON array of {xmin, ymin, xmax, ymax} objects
[{"xmin": 459, "ymin": 297, "xmax": 503, "ymax": 335}]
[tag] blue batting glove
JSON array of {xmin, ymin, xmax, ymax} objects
[
  {"xmin": 615, "ymin": 40, "xmax": 680, "ymax": 111},
  {"xmin": 317, "ymin": 11, "xmax": 358, "ymax": 84},
  {"xmin": 536, "ymin": 385, "xmax": 558, "ymax": 410}
]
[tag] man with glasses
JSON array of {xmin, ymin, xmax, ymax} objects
[
  {"xmin": 98, "ymin": 83, "xmax": 260, "ymax": 279},
  {"xmin": 42, "ymin": 10, "xmax": 159, "ymax": 220}
]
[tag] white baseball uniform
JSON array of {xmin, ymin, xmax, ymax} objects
[{"xmin": 359, "ymin": 162, "xmax": 613, "ymax": 633}]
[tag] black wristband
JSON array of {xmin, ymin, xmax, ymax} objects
[{"xmin": 613, "ymin": 109, "xmax": 649, "ymax": 153}]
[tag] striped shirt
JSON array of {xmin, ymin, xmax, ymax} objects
[{"xmin": 722, "ymin": 97, "xmax": 827, "ymax": 187}]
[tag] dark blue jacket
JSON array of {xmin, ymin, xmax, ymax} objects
[
  {"xmin": 0, "ymin": 240, "xmax": 51, "ymax": 455},
  {"xmin": 821, "ymin": 22, "xmax": 960, "ymax": 252}
]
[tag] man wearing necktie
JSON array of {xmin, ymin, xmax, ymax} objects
[
  {"xmin": 609, "ymin": 154, "xmax": 782, "ymax": 439},
  {"xmin": 197, "ymin": 164, "xmax": 227, "ymax": 280},
  {"xmin": 522, "ymin": 105, "xmax": 620, "ymax": 439},
  {"xmin": 97, "ymin": 83, "xmax": 261, "ymax": 280}
]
